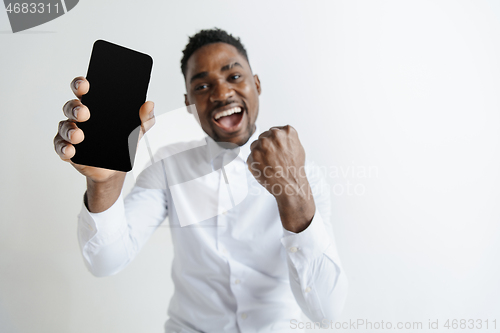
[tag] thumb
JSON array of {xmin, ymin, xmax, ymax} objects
[{"xmin": 139, "ymin": 101, "xmax": 155, "ymax": 134}]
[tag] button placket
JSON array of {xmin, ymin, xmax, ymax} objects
[{"xmin": 216, "ymin": 158, "xmax": 226, "ymax": 258}]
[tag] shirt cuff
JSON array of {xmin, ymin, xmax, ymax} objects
[
  {"xmin": 280, "ymin": 210, "xmax": 331, "ymax": 268},
  {"xmin": 77, "ymin": 192, "xmax": 127, "ymax": 247}
]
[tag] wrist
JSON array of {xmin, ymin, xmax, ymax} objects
[
  {"xmin": 86, "ymin": 172, "xmax": 126, "ymax": 213},
  {"xmin": 276, "ymin": 188, "xmax": 316, "ymax": 233}
]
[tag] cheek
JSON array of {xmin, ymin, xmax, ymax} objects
[
  {"xmin": 240, "ymin": 85, "xmax": 259, "ymax": 111},
  {"xmin": 190, "ymin": 96, "xmax": 209, "ymax": 118}
]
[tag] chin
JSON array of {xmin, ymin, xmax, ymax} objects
[{"xmin": 209, "ymin": 122, "xmax": 255, "ymax": 147}]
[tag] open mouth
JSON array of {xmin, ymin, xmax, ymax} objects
[{"xmin": 213, "ymin": 106, "xmax": 244, "ymax": 132}]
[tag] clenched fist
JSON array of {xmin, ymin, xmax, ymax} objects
[{"xmin": 247, "ymin": 125, "xmax": 316, "ymax": 233}]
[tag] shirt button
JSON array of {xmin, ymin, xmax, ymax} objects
[
  {"xmin": 241, "ymin": 313, "xmax": 247, "ymax": 319},
  {"xmin": 304, "ymin": 287, "xmax": 311, "ymax": 293},
  {"xmin": 222, "ymin": 210, "xmax": 228, "ymax": 215},
  {"xmin": 234, "ymin": 279, "xmax": 241, "ymax": 284},
  {"xmin": 222, "ymin": 248, "xmax": 228, "ymax": 254},
  {"xmin": 289, "ymin": 246, "xmax": 298, "ymax": 253}
]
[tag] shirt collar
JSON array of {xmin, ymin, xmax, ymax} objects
[{"xmin": 205, "ymin": 125, "xmax": 261, "ymax": 164}]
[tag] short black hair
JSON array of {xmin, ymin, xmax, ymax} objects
[{"xmin": 181, "ymin": 28, "xmax": 250, "ymax": 77}]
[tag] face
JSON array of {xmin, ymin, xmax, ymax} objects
[{"xmin": 184, "ymin": 42, "xmax": 261, "ymax": 146}]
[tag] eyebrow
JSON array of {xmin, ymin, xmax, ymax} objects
[
  {"xmin": 189, "ymin": 61, "xmax": 244, "ymax": 83},
  {"xmin": 221, "ymin": 61, "xmax": 243, "ymax": 72}
]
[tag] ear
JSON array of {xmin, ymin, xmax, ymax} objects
[
  {"xmin": 184, "ymin": 94, "xmax": 192, "ymax": 113},
  {"xmin": 253, "ymin": 74, "xmax": 261, "ymax": 95}
]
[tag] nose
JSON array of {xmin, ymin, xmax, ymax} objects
[{"xmin": 209, "ymin": 80, "xmax": 234, "ymax": 103}]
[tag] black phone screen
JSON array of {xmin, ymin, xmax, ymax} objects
[{"xmin": 71, "ymin": 40, "xmax": 153, "ymax": 172}]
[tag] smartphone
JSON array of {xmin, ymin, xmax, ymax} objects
[{"xmin": 71, "ymin": 40, "xmax": 153, "ymax": 172}]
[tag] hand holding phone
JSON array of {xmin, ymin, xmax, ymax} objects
[
  {"xmin": 53, "ymin": 40, "xmax": 155, "ymax": 183},
  {"xmin": 71, "ymin": 40, "xmax": 154, "ymax": 172}
]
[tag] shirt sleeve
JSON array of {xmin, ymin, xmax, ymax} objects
[
  {"xmin": 280, "ymin": 160, "xmax": 348, "ymax": 322},
  {"xmin": 77, "ymin": 161, "xmax": 169, "ymax": 277}
]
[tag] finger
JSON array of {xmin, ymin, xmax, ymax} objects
[
  {"xmin": 269, "ymin": 126, "xmax": 283, "ymax": 133},
  {"xmin": 250, "ymin": 139, "xmax": 259, "ymax": 151},
  {"xmin": 139, "ymin": 101, "xmax": 155, "ymax": 133},
  {"xmin": 246, "ymin": 154, "xmax": 258, "ymax": 172},
  {"xmin": 53, "ymin": 133, "xmax": 76, "ymax": 161},
  {"xmin": 265, "ymin": 126, "xmax": 287, "ymax": 137},
  {"xmin": 62, "ymin": 99, "xmax": 90, "ymax": 122},
  {"xmin": 258, "ymin": 131, "xmax": 271, "ymax": 139},
  {"xmin": 246, "ymin": 154, "xmax": 253, "ymax": 169},
  {"xmin": 71, "ymin": 76, "xmax": 90, "ymax": 100},
  {"xmin": 283, "ymin": 124, "xmax": 296, "ymax": 135},
  {"xmin": 58, "ymin": 120, "xmax": 84, "ymax": 144}
]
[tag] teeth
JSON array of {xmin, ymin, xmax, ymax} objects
[{"xmin": 214, "ymin": 107, "xmax": 242, "ymax": 120}]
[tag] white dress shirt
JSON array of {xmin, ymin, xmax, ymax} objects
[{"xmin": 77, "ymin": 126, "xmax": 348, "ymax": 333}]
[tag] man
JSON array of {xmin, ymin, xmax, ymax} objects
[{"xmin": 53, "ymin": 28, "xmax": 348, "ymax": 332}]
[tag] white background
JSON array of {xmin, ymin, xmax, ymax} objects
[{"xmin": 1, "ymin": 0, "xmax": 499, "ymax": 332}]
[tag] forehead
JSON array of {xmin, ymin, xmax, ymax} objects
[{"xmin": 186, "ymin": 42, "xmax": 249, "ymax": 77}]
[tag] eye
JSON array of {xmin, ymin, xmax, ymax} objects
[
  {"xmin": 195, "ymin": 84, "xmax": 208, "ymax": 91},
  {"xmin": 230, "ymin": 74, "xmax": 241, "ymax": 80}
]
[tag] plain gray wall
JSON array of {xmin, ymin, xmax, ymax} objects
[{"xmin": 1, "ymin": 0, "xmax": 499, "ymax": 332}]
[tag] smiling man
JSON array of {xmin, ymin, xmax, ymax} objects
[
  {"xmin": 54, "ymin": 28, "xmax": 348, "ymax": 332},
  {"xmin": 183, "ymin": 41, "xmax": 259, "ymax": 146}
]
